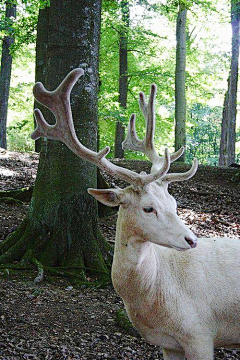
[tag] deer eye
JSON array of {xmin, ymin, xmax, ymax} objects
[{"xmin": 143, "ymin": 206, "xmax": 154, "ymax": 213}]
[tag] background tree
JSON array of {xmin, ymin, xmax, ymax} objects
[
  {"xmin": 0, "ymin": 0, "xmax": 111, "ymax": 282},
  {"xmin": 175, "ymin": 1, "xmax": 187, "ymax": 161},
  {"xmin": 0, "ymin": 0, "xmax": 48, "ymax": 151},
  {"xmin": 114, "ymin": 0, "xmax": 130, "ymax": 158},
  {"xmin": 219, "ymin": 0, "xmax": 240, "ymax": 166},
  {"xmin": 0, "ymin": 0, "xmax": 16, "ymax": 149}
]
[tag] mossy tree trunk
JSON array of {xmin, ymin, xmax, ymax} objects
[{"xmin": 0, "ymin": 0, "xmax": 112, "ymax": 282}]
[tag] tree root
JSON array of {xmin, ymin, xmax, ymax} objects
[
  {"xmin": 0, "ymin": 217, "xmax": 28, "ymax": 255},
  {"xmin": 53, "ymin": 266, "xmax": 110, "ymax": 275},
  {"xmin": 31, "ymin": 259, "xmax": 100, "ymax": 284},
  {"xmin": 0, "ymin": 186, "xmax": 33, "ymax": 202},
  {"xmin": 0, "ymin": 197, "xmax": 23, "ymax": 205},
  {"xmin": 0, "ymin": 262, "xmax": 33, "ymax": 279},
  {"xmin": 0, "ymin": 213, "xmax": 112, "ymax": 285},
  {"xmin": 0, "ymin": 261, "xmax": 110, "ymax": 286},
  {"xmin": 0, "ymin": 263, "xmax": 32, "ymax": 271},
  {"xmin": 32, "ymin": 258, "xmax": 44, "ymax": 283},
  {"xmin": 0, "ymin": 227, "xmax": 112, "ymax": 283},
  {"xmin": 45, "ymin": 267, "xmax": 86, "ymax": 280}
]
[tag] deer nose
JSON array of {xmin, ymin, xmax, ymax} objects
[{"xmin": 185, "ymin": 236, "xmax": 197, "ymax": 248}]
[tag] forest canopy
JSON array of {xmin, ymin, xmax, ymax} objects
[{"xmin": 1, "ymin": 0, "xmax": 240, "ymax": 165}]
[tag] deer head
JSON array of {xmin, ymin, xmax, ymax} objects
[{"xmin": 32, "ymin": 68, "xmax": 198, "ymax": 251}]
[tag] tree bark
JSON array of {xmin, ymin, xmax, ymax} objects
[
  {"xmin": 114, "ymin": 0, "xmax": 129, "ymax": 158},
  {"xmin": 0, "ymin": 0, "xmax": 112, "ymax": 283},
  {"xmin": 219, "ymin": 0, "xmax": 240, "ymax": 166},
  {"xmin": 0, "ymin": 1, "xmax": 16, "ymax": 149},
  {"xmin": 34, "ymin": 6, "xmax": 50, "ymax": 153},
  {"xmin": 175, "ymin": 3, "xmax": 187, "ymax": 162},
  {"xmin": 219, "ymin": 77, "xmax": 230, "ymax": 165}
]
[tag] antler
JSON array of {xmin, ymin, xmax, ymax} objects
[
  {"xmin": 32, "ymin": 68, "xmax": 171, "ymax": 189},
  {"xmin": 122, "ymin": 84, "xmax": 198, "ymax": 182}
]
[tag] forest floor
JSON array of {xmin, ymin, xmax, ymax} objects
[{"xmin": 0, "ymin": 148, "xmax": 240, "ymax": 360}]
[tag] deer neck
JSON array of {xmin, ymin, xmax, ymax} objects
[{"xmin": 112, "ymin": 206, "xmax": 159, "ymax": 300}]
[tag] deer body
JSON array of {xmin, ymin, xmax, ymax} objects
[
  {"xmin": 32, "ymin": 68, "xmax": 240, "ymax": 360},
  {"xmin": 110, "ymin": 184, "xmax": 240, "ymax": 359},
  {"xmin": 113, "ymin": 228, "xmax": 240, "ymax": 353}
]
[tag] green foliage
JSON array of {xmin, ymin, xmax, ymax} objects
[
  {"xmin": 99, "ymin": 1, "xmax": 177, "ymax": 158},
  {"xmin": 99, "ymin": 0, "xmax": 233, "ymax": 164},
  {"xmin": 0, "ymin": 1, "xmax": 15, "ymax": 40},
  {"xmin": 0, "ymin": 0, "xmax": 44, "ymax": 151},
  {"xmin": 7, "ymin": 116, "xmax": 34, "ymax": 152},
  {"xmin": 186, "ymin": 104, "xmax": 222, "ymax": 165},
  {"xmin": 6, "ymin": 44, "xmax": 35, "ymax": 152},
  {"xmin": 0, "ymin": 0, "xmax": 49, "ymax": 54},
  {"xmin": 3, "ymin": 0, "xmax": 239, "ymax": 166}
]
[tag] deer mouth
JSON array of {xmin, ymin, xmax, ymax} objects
[
  {"xmin": 172, "ymin": 240, "xmax": 197, "ymax": 251},
  {"xmin": 170, "ymin": 235, "xmax": 197, "ymax": 251},
  {"xmin": 172, "ymin": 245, "xmax": 190, "ymax": 251}
]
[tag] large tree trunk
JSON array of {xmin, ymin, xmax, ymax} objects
[
  {"xmin": 34, "ymin": 6, "xmax": 50, "ymax": 153},
  {"xmin": 0, "ymin": 1, "xmax": 16, "ymax": 149},
  {"xmin": 174, "ymin": 3, "xmax": 187, "ymax": 162},
  {"xmin": 114, "ymin": 0, "xmax": 129, "ymax": 158},
  {"xmin": 0, "ymin": 0, "xmax": 111, "ymax": 283},
  {"xmin": 219, "ymin": 0, "xmax": 240, "ymax": 166}
]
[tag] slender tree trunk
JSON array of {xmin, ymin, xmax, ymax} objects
[
  {"xmin": 228, "ymin": 0, "xmax": 240, "ymax": 163},
  {"xmin": 219, "ymin": 0, "xmax": 240, "ymax": 166},
  {"xmin": 219, "ymin": 77, "xmax": 230, "ymax": 165},
  {"xmin": 175, "ymin": 3, "xmax": 187, "ymax": 162},
  {"xmin": 34, "ymin": 6, "xmax": 50, "ymax": 153},
  {"xmin": 114, "ymin": 0, "xmax": 129, "ymax": 158},
  {"xmin": 0, "ymin": 1, "xmax": 16, "ymax": 149},
  {"xmin": 0, "ymin": 0, "xmax": 111, "ymax": 283}
]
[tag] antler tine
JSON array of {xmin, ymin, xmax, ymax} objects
[
  {"xmin": 33, "ymin": 68, "xmax": 84, "ymax": 117},
  {"xmin": 139, "ymin": 85, "xmax": 159, "ymax": 163},
  {"xmin": 32, "ymin": 68, "xmax": 171, "ymax": 189},
  {"xmin": 122, "ymin": 85, "xmax": 159, "ymax": 164},
  {"xmin": 170, "ymin": 146, "xmax": 185, "ymax": 162},
  {"xmin": 163, "ymin": 158, "xmax": 198, "ymax": 183},
  {"xmin": 122, "ymin": 114, "xmax": 145, "ymax": 152},
  {"xmin": 33, "ymin": 109, "xmax": 56, "ymax": 140},
  {"xmin": 123, "ymin": 85, "xmax": 187, "ymax": 170},
  {"xmin": 32, "ymin": 68, "xmax": 84, "ymax": 142},
  {"xmin": 144, "ymin": 84, "xmax": 156, "ymax": 149},
  {"xmin": 138, "ymin": 90, "xmax": 148, "ymax": 117},
  {"xmin": 32, "ymin": 68, "xmax": 111, "ymax": 164}
]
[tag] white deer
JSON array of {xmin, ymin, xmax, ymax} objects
[{"xmin": 32, "ymin": 68, "xmax": 240, "ymax": 360}]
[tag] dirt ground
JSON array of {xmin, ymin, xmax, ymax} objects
[{"xmin": 0, "ymin": 148, "xmax": 240, "ymax": 360}]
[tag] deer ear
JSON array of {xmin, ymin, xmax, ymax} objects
[{"xmin": 87, "ymin": 188, "xmax": 127, "ymax": 207}]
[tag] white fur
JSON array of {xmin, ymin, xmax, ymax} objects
[{"xmin": 90, "ymin": 182, "xmax": 240, "ymax": 360}]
